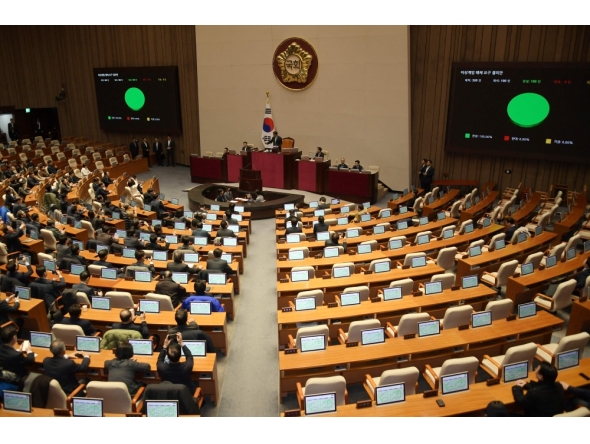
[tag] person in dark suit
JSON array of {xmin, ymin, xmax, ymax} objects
[
  {"xmin": 512, "ymin": 362, "xmax": 565, "ymax": 417},
  {"xmin": 337, "ymin": 158, "xmax": 349, "ymax": 169},
  {"xmin": 313, "ymin": 216, "xmax": 330, "ymax": 235},
  {"xmin": 155, "ymin": 270, "xmax": 188, "ymax": 307},
  {"xmin": 504, "ymin": 217, "xmax": 518, "ymax": 242},
  {"xmin": 206, "ymin": 248, "xmax": 236, "ymax": 275},
  {"xmin": 5, "ymin": 258, "xmax": 33, "ymax": 287},
  {"xmin": 112, "ymin": 309, "xmax": 149, "ymax": 339},
  {"xmin": 157, "ymin": 333, "xmax": 196, "ymax": 392},
  {"xmin": 166, "ymin": 135, "xmax": 176, "ymax": 167},
  {"xmin": 129, "ymin": 137, "xmax": 139, "ymax": 159},
  {"xmin": 423, "ymin": 159, "xmax": 434, "ymax": 192},
  {"xmin": 265, "ymin": 130, "xmax": 282, "ymax": 153},
  {"xmin": 317, "ymin": 197, "xmax": 331, "ymax": 210},
  {"xmin": 72, "ymin": 272, "xmax": 98, "ymax": 299},
  {"xmin": 92, "ymin": 249, "xmax": 115, "ymax": 268},
  {"xmin": 123, "ymin": 230, "xmax": 145, "ymax": 250},
  {"xmin": 575, "ymin": 257, "xmax": 590, "ymax": 289},
  {"xmin": 241, "ymin": 141, "xmax": 250, "ymax": 152},
  {"xmin": 145, "ymin": 233, "xmax": 169, "ymax": 251},
  {"xmin": 167, "ymin": 251, "xmax": 201, "ymax": 275},
  {"xmin": 7, "ymin": 118, "xmax": 18, "ymax": 142},
  {"xmin": 31, "ymin": 266, "xmax": 66, "ymax": 311},
  {"xmin": 4, "ymin": 220, "xmax": 25, "ymax": 253},
  {"xmin": 61, "ymin": 304, "xmax": 96, "ymax": 336},
  {"xmin": 153, "ymin": 137, "xmax": 164, "ymax": 167},
  {"xmin": 191, "ymin": 221, "xmax": 212, "ymax": 242},
  {"xmin": 314, "ymin": 147, "xmax": 325, "ymax": 158},
  {"xmin": 215, "ymin": 220, "xmax": 236, "ymax": 238},
  {"xmin": 105, "ymin": 340, "xmax": 151, "ymax": 396},
  {"xmin": 141, "ymin": 137, "xmax": 151, "ymax": 166},
  {"xmin": 0, "ymin": 324, "xmax": 34, "ymax": 379},
  {"xmin": 34, "ymin": 119, "xmax": 42, "ymax": 137},
  {"xmin": 0, "ymin": 295, "xmax": 21, "ymax": 326},
  {"xmin": 325, "ymin": 232, "xmax": 347, "ymax": 253},
  {"xmin": 351, "ymin": 160, "xmax": 364, "ymax": 172},
  {"xmin": 168, "ymin": 309, "xmax": 215, "ymax": 353},
  {"xmin": 286, "ymin": 217, "xmax": 302, "ymax": 234},
  {"xmin": 418, "ymin": 158, "xmax": 427, "ymax": 189},
  {"xmin": 43, "ymin": 340, "xmax": 90, "ymax": 395}
]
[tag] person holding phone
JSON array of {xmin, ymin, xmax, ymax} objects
[{"xmin": 158, "ymin": 332, "xmax": 196, "ymax": 391}]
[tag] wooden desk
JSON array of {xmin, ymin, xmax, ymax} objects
[
  {"xmin": 567, "ymin": 299, "xmax": 590, "ymax": 335},
  {"xmin": 387, "ymin": 189, "xmax": 424, "ymax": 211},
  {"xmin": 0, "ymin": 408, "xmax": 139, "ymax": 417},
  {"xmin": 326, "ymin": 169, "xmax": 378, "ymax": 204},
  {"xmin": 276, "ymin": 284, "xmax": 497, "ymax": 345},
  {"xmin": 422, "ymin": 189, "xmax": 460, "ymax": 217},
  {"xmin": 276, "ymin": 264, "xmax": 444, "ymax": 309},
  {"xmin": 278, "ymin": 311, "xmax": 562, "ymax": 399},
  {"xmin": 553, "ymin": 194, "xmax": 587, "ymax": 246},
  {"xmin": 512, "ymin": 192, "xmax": 542, "ymax": 225},
  {"xmin": 456, "ymin": 232, "xmax": 557, "ymax": 283},
  {"xmin": 285, "ymin": 358, "xmax": 590, "ymax": 417},
  {"xmin": 431, "ymin": 179, "xmax": 478, "ymax": 189},
  {"xmin": 190, "ymin": 155, "xmax": 226, "ymax": 183},
  {"xmin": 296, "ymin": 159, "xmax": 331, "ymax": 193},
  {"xmin": 0, "ymin": 295, "xmax": 50, "ymax": 332},
  {"xmin": 460, "ymin": 191, "xmax": 499, "ymax": 223},
  {"xmin": 71, "ymin": 308, "xmax": 229, "ymax": 355},
  {"xmin": 505, "ymin": 250, "xmax": 590, "ymax": 307}
]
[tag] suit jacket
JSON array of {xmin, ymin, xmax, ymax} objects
[
  {"xmin": 166, "ymin": 139, "xmax": 176, "ymax": 150},
  {"xmin": 337, "ymin": 163, "xmax": 348, "ymax": 169},
  {"xmin": 157, "ymin": 346, "xmax": 195, "ymax": 391},
  {"xmin": 6, "ymin": 264, "xmax": 33, "ymax": 287},
  {"xmin": 167, "ymin": 262, "xmax": 200, "ymax": 274},
  {"xmin": 0, "ymin": 343, "xmax": 34, "ymax": 378},
  {"xmin": 61, "ymin": 317, "xmax": 96, "ymax": 336},
  {"xmin": 318, "ymin": 203, "xmax": 331, "ymax": 210},
  {"xmin": 314, "ymin": 152, "xmax": 325, "ymax": 158},
  {"xmin": 192, "ymin": 229, "xmax": 212, "ymax": 241},
  {"xmin": 575, "ymin": 267, "xmax": 590, "ymax": 289},
  {"xmin": 423, "ymin": 165, "xmax": 434, "ymax": 182},
  {"xmin": 0, "ymin": 299, "xmax": 20, "ymax": 325},
  {"xmin": 206, "ymin": 258, "xmax": 234, "ymax": 275},
  {"xmin": 105, "ymin": 358, "xmax": 151, "ymax": 396},
  {"xmin": 31, "ymin": 276, "xmax": 66, "ymax": 310},
  {"xmin": 215, "ymin": 228, "xmax": 236, "ymax": 238},
  {"xmin": 155, "ymin": 278, "xmax": 187, "ymax": 307},
  {"xmin": 351, "ymin": 164, "xmax": 364, "ymax": 172},
  {"xmin": 168, "ymin": 323, "xmax": 215, "ymax": 353},
  {"xmin": 43, "ymin": 355, "xmax": 90, "ymax": 394},
  {"xmin": 286, "ymin": 226, "xmax": 303, "ymax": 234},
  {"xmin": 8, "ymin": 122, "xmax": 17, "ymax": 140},
  {"xmin": 72, "ymin": 282, "xmax": 96, "ymax": 299},
  {"xmin": 505, "ymin": 225, "xmax": 518, "ymax": 242},
  {"xmin": 129, "ymin": 142, "xmax": 139, "ymax": 156},
  {"xmin": 512, "ymin": 381, "xmax": 565, "ymax": 417},
  {"xmin": 313, "ymin": 223, "xmax": 330, "ymax": 234},
  {"xmin": 111, "ymin": 321, "xmax": 149, "ymax": 339},
  {"xmin": 141, "ymin": 142, "xmax": 150, "ymax": 154},
  {"xmin": 5, "ymin": 230, "xmax": 24, "ymax": 253},
  {"xmin": 270, "ymin": 135, "xmax": 282, "ymax": 148},
  {"xmin": 153, "ymin": 142, "xmax": 163, "ymax": 153},
  {"xmin": 241, "ymin": 146, "xmax": 251, "ymax": 152}
]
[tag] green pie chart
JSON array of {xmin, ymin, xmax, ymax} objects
[
  {"xmin": 125, "ymin": 87, "xmax": 146, "ymax": 111},
  {"xmin": 507, "ymin": 93, "xmax": 550, "ymax": 128}
]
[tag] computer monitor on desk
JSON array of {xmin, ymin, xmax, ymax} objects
[
  {"xmin": 545, "ymin": 254, "xmax": 557, "ymax": 268},
  {"xmin": 424, "ymin": 281, "xmax": 442, "ymax": 295},
  {"xmin": 304, "ymin": 392, "xmax": 337, "ymax": 415},
  {"xmin": 471, "ymin": 311, "xmax": 492, "ymax": 328},
  {"xmin": 316, "ymin": 232, "xmax": 330, "ymax": 241},
  {"xmin": 503, "ymin": 361, "xmax": 528, "ymax": 383},
  {"xmin": 324, "ymin": 247, "xmax": 340, "ymax": 258},
  {"xmin": 340, "ymin": 292, "xmax": 360, "ymax": 306},
  {"xmin": 441, "ymin": 371, "xmax": 469, "ymax": 395},
  {"xmin": 518, "ymin": 302, "xmax": 537, "ymax": 319},
  {"xmin": 361, "ymin": 328, "xmax": 385, "ymax": 346},
  {"xmin": 462, "ymin": 275, "xmax": 478, "ymax": 289},
  {"xmin": 520, "ymin": 262, "xmax": 534, "ymax": 276},
  {"xmin": 291, "ymin": 270, "xmax": 309, "ymax": 283},
  {"xmin": 557, "ymin": 349, "xmax": 579, "ymax": 370},
  {"xmin": 300, "ymin": 335, "xmax": 326, "ymax": 353},
  {"xmin": 375, "ymin": 383, "xmax": 405, "ymax": 406},
  {"xmin": 289, "ymin": 250, "xmax": 304, "ymax": 261},
  {"xmin": 383, "ymin": 286, "xmax": 402, "ymax": 301},
  {"xmin": 295, "ymin": 297, "xmax": 316, "ymax": 311},
  {"xmin": 418, "ymin": 320, "xmax": 440, "ymax": 337}
]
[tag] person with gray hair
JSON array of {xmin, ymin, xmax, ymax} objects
[{"xmin": 43, "ymin": 339, "xmax": 90, "ymax": 395}]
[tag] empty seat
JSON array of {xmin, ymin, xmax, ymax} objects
[
  {"xmin": 480, "ymin": 342, "xmax": 537, "ymax": 379},
  {"xmin": 440, "ymin": 305, "xmax": 473, "ymax": 329},
  {"xmin": 104, "ymin": 291, "xmax": 134, "ymax": 309},
  {"xmin": 429, "ymin": 273, "xmax": 455, "ymax": 290},
  {"xmin": 296, "ymin": 376, "xmax": 347, "ymax": 410},
  {"xmin": 296, "ymin": 289, "xmax": 324, "ymax": 307},
  {"xmin": 86, "ymin": 381, "xmax": 143, "ymax": 414},
  {"xmin": 424, "ymin": 356, "xmax": 479, "ymax": 390},
  {"xmin": 342, "ymin": 286, "xmax": 369, "ymax": 302},
  {"xmin": 290, "ymin": 325, "xmax": 330, "ymax": 350},
  {"xmin": 386, "ymin": 313, "xmax": 430, "ymax": 337},
  {"xmin": 484, "ymin": 299, "xmax": 513, "ymax": 320},
  {"xmin": 363, "ymin": 367, "xmax": 420, "ymax": 400},
  {"xmin": 338, "ymin": 319, "xmax": 381, "ymax": 344},
  {"xmin": 290, "ymin": 266, "xmax": 315, "ymax": 280},
  {"xmin": 388, "ymin": 278, "xmax": 414, "ymax": 296},
  {"xmin": 534, "ymin": 279, "xmax": 576, "ymax": 312},
  {"xmin": 536, "ymin": 332, "xmax": 590, "ymax": 365}
]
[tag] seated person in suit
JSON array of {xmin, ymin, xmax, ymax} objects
[
  {"xmin": 286, "ymin": 209, "xmax": 301, "ymax": 225},
  {"xmin": 167, "ymin": 250, "xmax": 202, "ymax": 275},
  {"xmin": 216, "ymin": 220, "xmax": 236, "ymax": 238},
  {"xmin": 0, "ymin": 295, "xmax": 22, "ymax": 331},
  {"xmin": 155, "ymin": 270, "xmax": 188, "ymax": 308},
  {"xmin": 105, "ymin": 340, "xmax": 151, "ymax": 397},
  {"xmin": 325, "ymin": 232, "xmax": 347, "ymax": 253},
  {"xmin": 43, "ymin": 339, "xmax": 90, "ymax": 395},
  {"xmin": 129, "ymin": 250, "xmax": 155, "ymax": 275},
  {"xmin": 241, "ymin": 141, "xmax": 250, "ymax": 152},
  {"xmin": 177, "ymin": 235, "xmax": 197, "ymax": 253},
  {"xmin": 351, "ymin": 160, "xmax": 363, "ymax": 171},
  {"xmin": 207, "ymin": 248, "xmax": 236, "ymax": 275},
  {"xmin": 560, "ymin": 381, "xmax": 590, "ymax": 411},
  {"xmin": 223, "ymin": 210, "xmax": 238, "ymax": 225},
  {"xmin": 317, "ymin": 196, "xmax": 330, "ymax": 210},
  {"xmin": 168, "ymin": 309, "xmax": 215, "ymax": 353},
  {"xmin": 69, "ymin": 244, "xmax": 87, "ymax": 266},
  {"xmin": 285, "ymin": 217, "xmax": 302, "ymax": 234},
  {"xmin": 336, "ymin": 158, "xmax": 348, "ymax": 169},
  {"xmin": 92, "ymin": 249, "xmax": 115, "ymax": 268},
  {"xmin": 504, "ymin": 217, "xmax": 518, "ymax": 241},
  {"xmin": 353, "ymin": 203, "xmax": 368, "ymax": 223},
  {"xmin": 512, "ymin": 362, "xmax": 565, "ymax": 417},
  {"xmin": 32, "ymin": 265, "xmax": 66, "ymax": 312},
  {"xmin": 0, "ymin": 324, "xmax": 34, "ymax": 380},
  {"xmin": 157, "ymin": 333, "xmax": 196, "ymax": 392},
  {"xmin": 56, "ymin": 236, "xmax": 74, "ymax": 264},
  {"xmin": 314, "ymin": 147, "xmax": 324, "ymax": 158},
  {"xmin": 72, "ymin": 271, "xmax": 99, "ymax": 299},
  {"xmin": 123, "ymin": 230, "xmax": 145, "ymax": 249},
  {"xmin": 4, "ymin": 220, "xmax": 25, "ymax": 253},
  {"xmin": 145, "ymin": 233, "xmax": 170, "ymax": 252},
  {"xmin": 313, "ymin": 216, "xmax": 329, "ymax": 235},
  {"xmin": 575, "ymin": 257, "xmax": 590, "ymax": 290},
  {"xmin": 181, "ymin": 281, "xmax": 225, "ymax": 312},
  {"xmin": 254, "ymin": 190, "xmax": 264, "ymax": 202},
  {"xmin": 191, "ymin": 220, "xmax": 212, "ymax": 242},
  {"xmin": 225, "ymin": 187, "xmax": 234, "ymax": 201},
  {"xmin": 61, "ymin": 304, "xmax": 96, "ymax": 336},
  {"xmin": 5, "ymin": 257, "xmax": 33, "ymax": 287},
  {"xmin": 215, "ymin": 189, "xmax": 226, "ymax": 202},
  {"xmin": 112, "ymin": 309, "xmax": 149, "ymax": 339}
]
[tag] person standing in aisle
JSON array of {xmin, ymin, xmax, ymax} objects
[
  {"xmin": 153, "ymin": 137, "xmax": 164, "ymax": 167},
  {"xmin": 141, "ymin": 137, "xmax": 151, "ymax": 167},
  {"xmin": 166, "ymin": 135, "xmax": 176, "ymax": 167}
]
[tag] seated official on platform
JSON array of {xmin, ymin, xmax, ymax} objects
[
  {"xmin": 215, "ymin": 189, "xmax": 226, "ymax": 202},
  {"xmin": 156, "ymin": 270, "xmax": 188, "ymax": 307},
  {"xmin": 168, "ymin": 309, "xmax": 215, "ymax": 353},
  {"xmin": 241, "ymin": 141, "xmax": 251, "ymax": 152},
  {"xmin": 351, "ymin": 160, "xmax": 363, "ymax": 172},
  {"xmin": 314, "ymin": 147, "xmax": 324, "ymax": 159},
  {"xmin": 105, "ymin": 340, "xmax": 151, "ymax": 397},
  {"xmin": 181, "ymin": 281, "xmax": 225, "ymax": 313},
  {"xmin": 158, "ymin": 333, "xmax": 197, "ymax": 392},
  {"xmin": 61, "ymin": 304, "xmax": 97, "ymax": 336},
  {"xmin": 325, "ymin": 232, "xmax": 347, "ymax": 253},
  {"xmin": 43, "ymin": 340, "xmax": 90, "ymax": 395},
  {"xmin": 512, "ymin": 362, "xmax": 565, "ymax": 417},
  {"xmin": 112, "ymin": 309, "xmax": 149, "ymax": 339},
  {"xmin": 337, "ymin": 158, "xmax": 349, "ymax": 170}
]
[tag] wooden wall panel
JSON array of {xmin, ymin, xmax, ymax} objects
[
  {"xmin": 0, "ymin": 25, "xmax": 199, "ymax": 165},
  {"xmin": 410, "ymin": 25, "xmax": 590, "ymax": 197}
]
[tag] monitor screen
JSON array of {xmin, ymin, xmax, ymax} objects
[
  {"xmin": 462, "ymin": 275, "xmax": 478, "ymax": 289},
  {"xmin": 324, "ymin": 247, "xmax": 340, "ymax": 258},
  {"xmin": 72, "ymin": 240, "xmax": 84, "ymax": 251},
  {"xmin": 286, "ymin": 234, "xmax": 301, "ymax": 243},
  {"xmin": 399, "ymin": 206, "xmax": 408, "ymax": 214},
  {"xmin": 100, "ymin": 268, "xmax": 117, "ymax": 280},
  {"xmin": 171, "ymin": 272, "xmax": 188, "ymax": 285},
  {"xmin": 424, "ymin": 281, "xmax": 443, "ymax": 295},
  {"xmin": 208, "ymin": 273, "xmax": 226, "ymax": 285},
  {"xmin": 228, "ymin": 224, "xmax": 240, "ymax": 233},
  {"xmin": 91, "ymin": 296, "xmax": 111, "ymax": 310},
  {"xmin": 441, "ymin": 371, "xmax": 469, "ymax": 395},
  {"xmin": 291, "ymin": 270, "xmax": 309, "ymax": 282},
  {"xmin": 159, "ymin": 194, "xmax": 165, "ymax": 201},
  {"xmin": 30, "ymin": 331, "xmax": 52, "ymax": 348},
  {"xmin": 3, "ymin": 391, "xmax": 31, "ymax": 413},
  {"xmin": 165, "ymin": 235, "xmax": 178, "ymax": 244},
  {"xmin": 346, "ymin": 228, "xmax": 361, "ymax": 238},
  {"xmin": 223, "ymin": 237, "xmax": 237, "ymax": 246},
  {"xmin": 340, "ymin": 206, "xmax": 350, "ymax": 214},
  {"xmin": 437, "ymin": 212, "xmax": 446, "ymax": 221},
  {"xmin": 471, "ymin": 311, "xmax": 492, "ymax": 328},
  {"xmin": 375, "ymin": 383, "xmax": 405, "ymax": 406},
  {"xmin": 134, "ymin": 271, "xmax": 151, "ymax": 283},
  {"xmin": 139, "ymin": 299, "xmax": 159, "ymax": 314},
  {"xmin": 309, "ymin": 201, "xmax": 319, "ymax": 208},
  {"xmin": 184, "ymin": 211, "xmax": 194, "ymax": 219},
  {"xmin": 29, "ymin": 230, "xmax": 39, "ymax": 240},
  {"xmin": 193, "ymin": 237, "xmax": 208, "ymax": 246},
  {"xmin": 70, "ymin": 264, "xmax": 85, "ymax": 276},
  {"xmin": 374, "ymin": 261, "xmax": 391, "ymax": 273},
  {"xmin": 331, "ymin": 198, "xmax": 340, "ymax": 205},
  {"xmin": 76, "ymin": 336, "xmax": 100, "ymax": 353},
  {"xmin": 288, "ymin": 250, "xmax": 304, "ymax": 261},
  {"xmin": 402, "ymin": 188, "xmax": 408, "ymax": 196},
  {"xmin": 43, "ymin": 260, "xmax": 56, "ymax": 272},
  {"xmin": 363, "ymin": 201, "xmax": 370, "ymax": 209},
  {"xmin": 389, "ymin": 239, "xmax": 403, "ymax": 250},
  {"xmin": 503, "ymin": 361, "xmax": 529, "ymax": 383},
  {"xmin": 190, "ymin": 301, "xmax": 211, "ymax": 315},
  {"xmin": 556, "ymin": 349, "xmax": 579, "ymax": 370},
  {"xmin": 336, "ymin": 217, "xmax": 348, "ymax": 226},
  {"xmin": 171, "ymin": 198, "xmax": 179, "ymax": 205},
  {"xmin": 152, "ymin": 250, "xmax": 168, "ymax": 261},
  {"xmin": 145, "ymin": 401, "xmax": 179, "ymax": 418},
  {"xmin": 152, "ymin": 219, "xmax": 162, "ymax": 226},
  {"xmin": 419, "ymin": 216, "xmax": 429, "ymax": 226},
  {"xmin": 112, "ymin": 212, "xmax": 120, "ymax": 220},
  {"xmin": 206, "ymin": 213, "xmax": 217, "ymax": 221},
  {"xmin": 144, "ymin": 204, "xmax": 152, "ymax": 211},
  {"xmin": 210, "ymin": 204, "xmax": 220, "ymax": 211},
  {"xmin": 517, "ymin": 232, "xmax": 527, "ymax": 243},
  {"xmin": 284, "ymin": 203, "xmax": 294, "ymax": 211},
  {"xmin": 333, "ymin": 266, "xmax": 351, "ymax": 278},
  {"xmin": 340, "ymin": 292, "xmax": 360, "ymax": 306},
  {"xmin": 566, "ymin": 248, "xmax": 576, "ymax": 260},
  {"xmin": 373, "ymin": 225, "xmax": 385, "ymax": 234},
  {"xmin": 585, "ymin": 240, "xmax": 590, "ymax": 253},
  {"xmin": 392, "ymin": 193, "xmax": 399, "ymax": 200},
  {"xmin": 474, "ymin": 196, "xmax": 480, "ymax": 204},
  {"xmin": 300, "ymin": 335, "xmax": 326, "ymax": 353},
  {"xmin": 482, "ymin": 218, "xmax": 491, "ymax": 227},
  {"xmin": 443, "ymin": 229, "xmax": 454, "ymax": 239},
  {"xmin": 116, "ymin": 229, "xmax": 127, "ymax": 239},
  {"xmin": 518, "ymin": 302, "xmax": 537, "ymax": 319},
  {"xmin": 464, "ymin": 200, "xmax": 472, "ymax": 210},
  {"xmin": 128, "ymin": 339, "xmax": 153, "ymax": 356},
  {"xmin": 417, "ymin": 234, "xmax": 429, "ymax": 245},
  {"xmin": 464, "ymin": 223, "xmax": 474, "ymax": 234},
  {"xmin": 469, "ymin": 245, "xmax": 482, "ymax": 257},
  {"xmin": 295, "ymin": 297, "xmax": 316, "ymax": 311},
  {"xmin": 495, "ymin": 239, "xmax": 506, "ymax": 250},
  {"xmin": 122, "ymin": 248, "xmax": 136, "ymax": 258},
  {"xmin": 304, "ymin": 392, "xmax": 337, "ymax": 415},
  {"xmin": 183, "ymin": 253, "xmax": 199, "ymax": 263},
  {"xmin": 316, "ymin": 232, "xmax": 330, "ymax": 241},
  {"xmin": 174, "ymin": 222, "xmax": 186, "ymax": 230},
  {"xmin": 361, "ymin": 328, "xmax": 385, "ymax": 345},
  {"xmin": 397, "ymin": 221, "xmax": 408, "ymax": 230},
  {"xmin": 314, "ymin": 209, "xmax": 325, "ymax": 217},
  {"xmin": 139, "ymin": 232, "xmax": 151, "ymax": 242},
  {"xmin": 418, "ymin": 320, "xmax": 440, "ymax": 337},
  {"xmin": 233, "ymin": 214, "xmax": 243, "ymax": 222},
  {"xmin": 221, "ymin": 253, "xmax": 232, "ymax": 264},
  {"xmin": 182, "ymin": 340, "xmax": 207, "ymax": 357},
  {"xmin": 380, "ymin": 210, "xmax": 391, "ymax": 218},
  {"xmin": 520, "ymin": 262, "xmax": 534, "ymax": 276},
  {"xmin": 411, "ymin": 256, "xmax": 427, "ymax": 268},
  {"xmin": 545, "ymin": 254, "xmax": 557, "ymax": 268},
  {"xmin": 357, "ymin": 243, "xmax": 372, "ymax": 254},
  {"xmin": 428, "ymin": 196, "xmax": 435, "ymax": 204},
  {"xmin": 383, "ymin": 286, "xmax": 402, "ymax": 301},
  {"xmin": 15, "ymin": 286, "xmax": 30, "ymax": 300}
]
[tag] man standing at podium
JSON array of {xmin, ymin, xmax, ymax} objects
[
  {"xmin": 266, "ymin": 130, "xmax": 282, "ymax": 153},
  {"xmin": 241, "ymin": 141, "xmax": 250, "ymax": 152},
  {"xmin": 314, "ymin": 147, "xmax": 324, "ymax": 159}
]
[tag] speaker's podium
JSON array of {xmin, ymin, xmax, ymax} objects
[
  {"xmin": 251, "ymin": 149, "xmax": 301, "ymax": 189},
  {"xmin": 239, "ymin": 168, "xmax": 262, "ymax": 192},
  {"xmin": 296, "ymin": 157, "xmax": 331, "ymax": 193}
]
